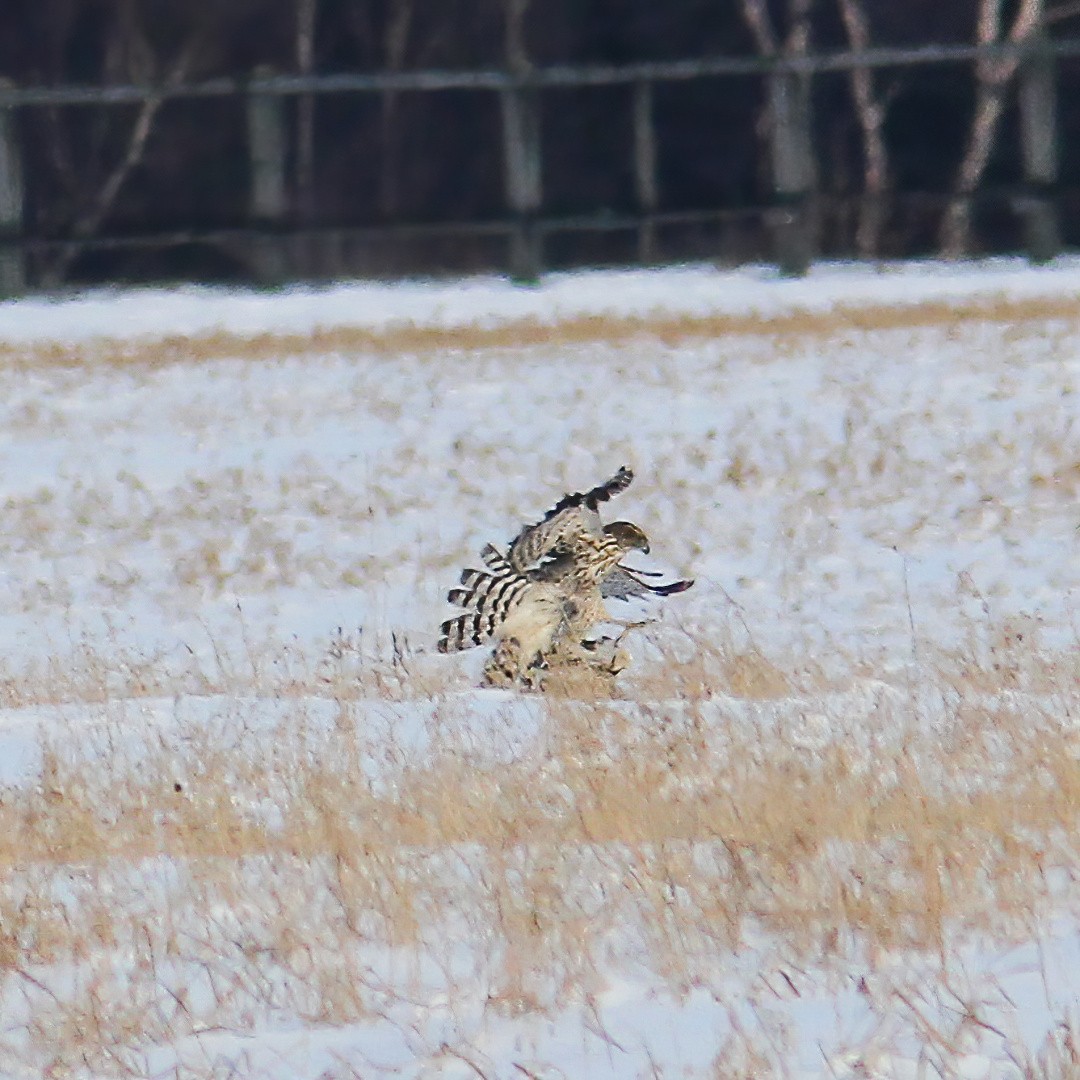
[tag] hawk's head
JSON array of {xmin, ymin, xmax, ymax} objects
[{"xmin": 604, "ymin": 520, "xmax": 650, "ymax": 555}]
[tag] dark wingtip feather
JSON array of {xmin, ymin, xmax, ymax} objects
[
  {"xmin": 546, "ymin": 466, "xmax": 635, "ymax": 519},
  {"xmin": 649, "ymin": 578, "xmax": 693, "ymax": 596},
  {"xmin": 586, "ymin": 466, "xmax": 634, "ymax": 510}
]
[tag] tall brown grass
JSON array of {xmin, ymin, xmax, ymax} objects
[{"xmin": 0, "ymin": 622, "xmax": 1076, "ymax": 1076}]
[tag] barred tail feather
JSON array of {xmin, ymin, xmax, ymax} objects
[
  {"xmin": 480, "ymin": 543, "xmax": 512, "ymax": 572},
  {"xmin": 439, "ymin": 563, "xmax": 530, "ymax": 652},
  {"xmin": 438, "ymin": 597, "xmax": 517, "ymax": 652},
  {"xmin": 449, "ymin": 566, "xmax": 500, "ymax": 608},
  {"xmin": 448, "ymin": 569, "xmax": 526, "ymax": 610},
  {"xmin": 439, "ymin": 612, "xmax": 486, "ymax": 652},
  {"xmin": 459, "ymin": 567, "xmax": 488, "ymax": 588}
]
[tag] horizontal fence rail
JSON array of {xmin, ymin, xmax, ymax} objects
[
  {"xmin": 3, "ymin": 39, "xmax": 1080, "ymax": 107},
  {"xmin": 11, "ymin": 190, "xmax": 1058, "ymax": 252}
]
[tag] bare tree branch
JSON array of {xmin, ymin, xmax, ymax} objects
[
  {"xmin": 44, "ymin": 41, "xmax": 195, "ymax": 285},
  {"xmin": 837, "ymin": 0, "xmax": 890, "ymax": 255},
  {"xmin": 940, "ymin": 0, "xmax": 1043, "ymax": 256},
  {"xmin": 741, "ymin": 0, "xmax": 779, "ymax": 56},
  {"xmin": 785, "ymin": 0, "xmax": 814, "ymax": 58}
]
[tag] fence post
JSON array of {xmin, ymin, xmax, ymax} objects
[
  {"xmin": 768, "ymin": 66, "xmax": 815, "ymax": 276},
  {"xmin": 246, "ymin": 68, "xmax": 290, "ymax": 282},
  {"xmin": 633, "ymin": 80, "xmax": 659, "ymax": 263},
  {"xmin": 1018, "ymin": 6, "xmax": 1060, "ymax": 264},
  {"xmin": 500, "ymin": 81, "xmax": 542, "ymax": 282},
  {"xmin": 0, "ymin": 82, "xmax": 25, "ymax": 298}
]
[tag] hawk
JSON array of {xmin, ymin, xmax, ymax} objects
[
  {"xmin": 438, "ymin": 467, "xmax": 692, "ymax": 688},
  {"xmin": 505, "ymin": 465, "xmax": 635, "ymax": 574}
]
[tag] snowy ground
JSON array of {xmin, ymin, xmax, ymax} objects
[{"xmin": 0, "ymin": 259, "xmax": 1077, "ymax": 1078}]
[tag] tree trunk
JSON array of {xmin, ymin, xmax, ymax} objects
[
  {"xmin": 295, "ymin": 0, "xmax": 317, "ymax": 225},
  {"xmin": 940, "ymin": 0, "xmax": 1043, "ymax": 258},
  {"xmin": 836, "ymin": 0, "xmax": 890, "ymax": 257},
  {"xmin": 0, "ymin": 87, "xmax": 24, "ymax": 296},
  {"xmin": 633, "ymin": 80, "xmax": 658, "ymax": 262},
  {"xmin": 502, "ymin": 0, "xmax": 541, "ymax": 281},
  {"xmin": 739, "ymin": 0, "xmax": 818, "ymax": 275},
  {"xmin": 378, "ymin": 0, "xmax": 413, "ymax": 220},
  {"xmin": 1017, "ymin": 17, "xmax": 1060, "ymax": 261}
]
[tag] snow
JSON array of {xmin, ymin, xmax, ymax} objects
[
  {"xmin": 0, "ymin": 259, "xmax": 1077, "ymax": 1077},
  {"xmin": 3, "ymin": 254, "xmax": 1080, "ymax": 344}
]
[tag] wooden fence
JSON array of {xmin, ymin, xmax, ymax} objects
[{"xmin": 0, "ymin": 33, "xmax": 1074, "ymax": 294}]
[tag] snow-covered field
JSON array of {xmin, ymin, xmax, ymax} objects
[{"xmin": 0, "ymin": 259, "xmax": 1077, "ymax": 1078}]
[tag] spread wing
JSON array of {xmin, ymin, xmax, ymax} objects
[
  {"xmin": 600, "ymin": 565, "xmax": 694, "ymax": 600},
  {"xmin": 507, "ymin": 466, "xmax": 633, "ymax": 572},
  {"xmin": 531, "ymin": 549, "xmax": 693, "ymax": 600}
]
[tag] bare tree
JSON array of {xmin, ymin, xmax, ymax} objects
[
  {"xmin": 378, "ymin": 0, "xmax": 414, "ymax": 219},
  {"xmin": 344, "ymin": 0, "xmax": 417, "ymax": 219},
  {"xmin": 296, "ymin": 0, "xmax": 318, "ymax": 224},
  {"xmin": 738, "ymin": 0, "xmax": 818, "ymax": 274},
  {"xmin": 40, "ymin": 3, "xmax": 196, "ymax": 285},
  {"xmin": 504, "ymin": 0, "xmax": 531, "ymax": 75},
  {"xmin": 501, "ymin": 0, "xmax": 540, "ymax": 279},
  {"xmin": 939, "ymin": 0, "xmax": 1043, "ymax": 258},
  {"xmin": 348, "ymin": 0, "xmax": 480, "ymax": 222},
  {"xmin": 836, "ymin": 0, "xmax": 891, "ymax": 257}
]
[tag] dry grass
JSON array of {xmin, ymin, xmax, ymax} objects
[
  {"xmin": 1, "ymin": 290, "xmax": 1079, "ymax": 372},
  {"xmin": 0, "ymin": 623, "xmax": 1077, "ymax": 1076},
  {"xmin": 0, "ymin": 285, "xmax": 1077, "ymax": 1074}
]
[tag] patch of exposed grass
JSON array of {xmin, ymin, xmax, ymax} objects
[
  {"xmin": 0, "ymin": 625, "xmax": 1077, "ymax": 1074},
  {"xmin": 2, "ymin": 291, "xmax": 1079, "ymax": 371}
]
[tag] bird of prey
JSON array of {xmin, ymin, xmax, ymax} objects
[{"xmin": 439, "ymin": 467, "xmax": 692, "ymax": 689}]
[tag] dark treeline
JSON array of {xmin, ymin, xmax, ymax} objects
[{"xmin": 1, "ymin": 0, "xmax": 1078, "ymax": 286}]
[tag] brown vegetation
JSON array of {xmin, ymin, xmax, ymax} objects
[
  {"xmin": 0, "ymin": 622, "xmax": 1077, "ymax": 1075},
  {"xmin": 3, "ymin": 289, "xmax": 1080, "ymax": 374},
  {"xmin": 0, "ymin": 290, "xmax": 1077, "ymax": 1074}
]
